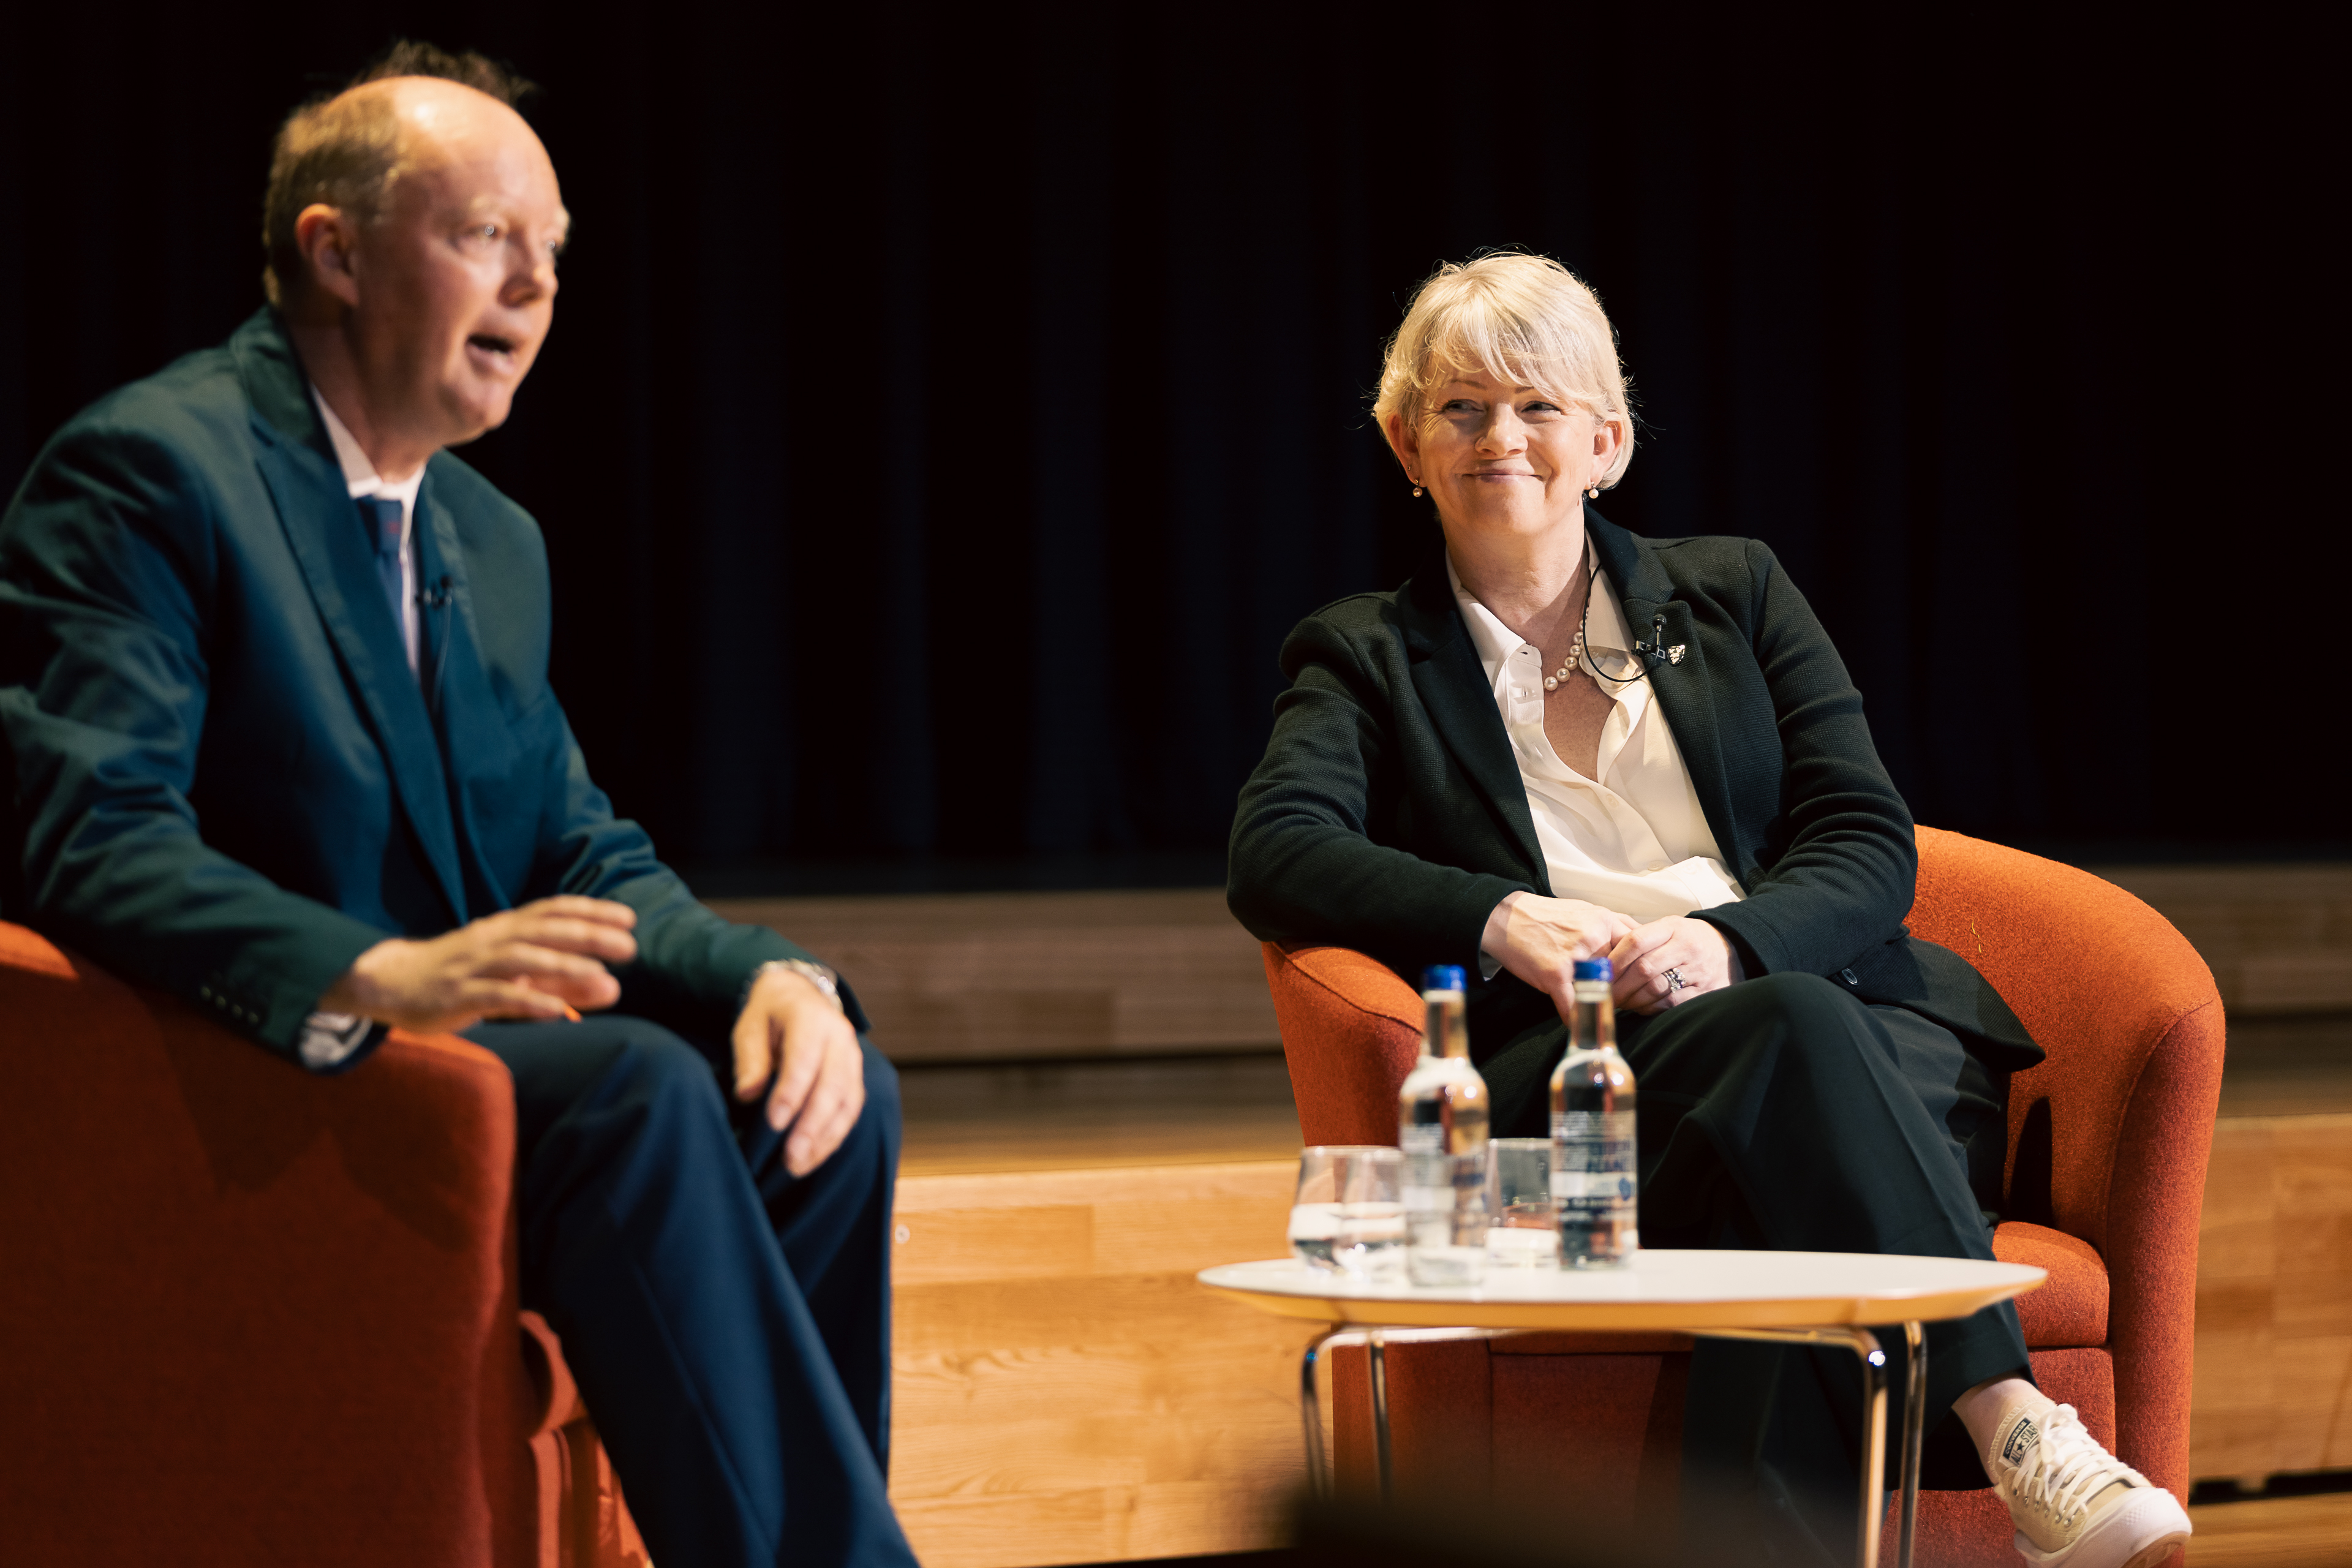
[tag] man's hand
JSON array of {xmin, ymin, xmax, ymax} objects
[
  {"xmin": 318, "ymin": 896, "xmax": 638, "ymax": 1032},
  {"xmin": 1484, "ymin": 891, "xmax": 1640, "ymax": 1019},
  {"xmin": 731, "ymin": 966, "xmax": 865, "ymax": 1177},
  {"xmin": 1608, "ymin": 916, "xmax": 1745, "ymax": 1015}
]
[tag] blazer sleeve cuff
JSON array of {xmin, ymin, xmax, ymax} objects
[
  {"xmin": 190, "ymin": 911, "xmax": 394, "ymax": 1066},
  {"xmin": 1449, "ymin": 874, "xmax": 1532, "ymax": 972},
  {"xmin": 1691, "ymin": 903, "xmax": 1785, "ymax": 978}
]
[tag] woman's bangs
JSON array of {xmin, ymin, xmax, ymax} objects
[
  {"xmin": 1417, "ymin": 298, "xmax": 1587, "ymax": 415},
  {"xmin": 1420, "ymin": 290, "xmax": 1589, "ymax": 409}
]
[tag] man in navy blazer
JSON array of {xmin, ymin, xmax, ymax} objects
[{"xmin": 0, "ymin": 46, "xmax": 916, "ymax": 1568}]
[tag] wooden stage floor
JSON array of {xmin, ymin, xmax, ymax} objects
[
  {"xmin": 900, "ymin": 1054, "xmax": 1301, "ymax": 1178},
  {"xmin": 888, "ymin": 1054, "xmax": 1304, "ymax": 1567},
  {"xmin": 2187, "ymin": 1485, "xmax": 2352, "ymax": 1567}
]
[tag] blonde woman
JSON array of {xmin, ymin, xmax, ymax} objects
[{"xmin": 1227, "ymin": 253, "xmax": 2189, "ymax": 1568}]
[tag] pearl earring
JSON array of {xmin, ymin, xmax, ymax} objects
[
  {"xmin": 1412, "ymin": 483, "xmax": 1425, "ymax": 498},
  {"xmin": 1586, "ymin": 484, "xmax": 1600, "ymax": 499}
]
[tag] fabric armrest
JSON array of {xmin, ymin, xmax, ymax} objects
[
  {"xmin": 1264, "ymin": 941, "xmax": 1425, "ymax": 1146},
  {"xmin": 0, "ymin": 922, "xmax": 538, "ymax": 1565}
]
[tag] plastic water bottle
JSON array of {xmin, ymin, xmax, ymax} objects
[
  {"xmin": 1550, "ymin": 957, "xmax": 1638, "ymax": 1268},
  {"xmin": 1398, "ymin": 965, "xmax": 1490, "ymax": 1285}
]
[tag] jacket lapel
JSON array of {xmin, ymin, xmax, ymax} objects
[
  {"xmin": 235, "ymin": 312, "xmax": 470, "ymax": 926},
  {"xmin": 414, "ymin": 470, "xmax": 520, "ymax": 913},
  {"xmin": 1586, "ymin": 516, "xmax": 1746, "ymax": 873},
  {"xmin": 1396, "ymin": 556, "xmax": 1550, "ymax": 891},
  {"xmin": 412, "ymin": 475, "xmax": 456, "ymax": 715}
]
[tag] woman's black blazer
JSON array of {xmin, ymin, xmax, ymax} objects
[{"xmin": 1226, "ymin": 512, "xmax": 2040, "ymax": 1074}]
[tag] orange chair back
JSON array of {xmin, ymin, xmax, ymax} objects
[{"xmin": 1907, "ymin": 826, "xmax": 2222, "ymax": 1255}]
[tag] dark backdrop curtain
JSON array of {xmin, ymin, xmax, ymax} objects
[{"xmin": 1, "ymin": 7, "xmax": 2336, "ymax": 876}]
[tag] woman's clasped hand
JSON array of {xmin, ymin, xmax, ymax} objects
[
  {"xmin": 1607, "ymin": 913, "xmax": 1745, "ymax": 1013},
  {"xmin": 1483, "ymin": 891, "xmax": 1744, "ymax": 1017}
]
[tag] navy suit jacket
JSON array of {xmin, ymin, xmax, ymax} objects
[{"xmin": 1, "ymin": 308, "xmax": 820, "ymax": 1066}]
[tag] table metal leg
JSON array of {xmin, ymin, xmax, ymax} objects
[
  {"xmin": 1298, "ymin": 1325, "xmax": 1497, "ymax": 1502},
  {"xmin": 1695, "ymin": 1325, "xmax": 1889, "ymax": 1568},
  {"xmin": 1898, "ymin": 1321, "xmax": 1926, "ymax": 1568},
  {"xmin": 1298, "ymin": 1325, "xmax": 1348, "ymax": 1498},
  {"xmin": 1794, "ymin": 1327, "xmax": 1891, "ymax": 1568},
  {"xmin": 1856, "ymin": 1329, "xmax": 1889, "ymax": 1568}
]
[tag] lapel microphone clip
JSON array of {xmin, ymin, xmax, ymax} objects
[
  {"xmin": 416, "ymin": 576, "xmax": 456, "ymax": 710},
  {"xmin": 1633, "ymin": 612, "xmax": 1686, "ymax": 666}
]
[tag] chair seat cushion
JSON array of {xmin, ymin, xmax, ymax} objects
[{"xmin": 1994, "ymin": 1222, "xmax": 2108, "ymax": 1347}]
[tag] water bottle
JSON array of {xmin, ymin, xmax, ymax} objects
[
  {"xmin": 1398, "ymin": 964, "xmax": 1490, "ymax": 1285},
  {"xmin": 1550, "ymin": 957, "xmax": 1638, "ymax": 1268}
]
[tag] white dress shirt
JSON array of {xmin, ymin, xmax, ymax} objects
[
  {"xmin": 1449, "ymin": 554, "xmax": 1745, "ymax": 974},
  {"xmin": 312, "ymin": 387, "xmax": 423, "ymax": 674},
  {"xmin": 300, "ymin": 388, "xmax": 425, "ymax": 1068}
]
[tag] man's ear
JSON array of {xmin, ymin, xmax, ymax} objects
[{"xmin": 293, "ymin": 204, "xmax": 363, "ymax": 310}]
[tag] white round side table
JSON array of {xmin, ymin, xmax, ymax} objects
[{"xmin": 1200, "ymin": 1249, "xmax": 2045, "ymax": 1568}]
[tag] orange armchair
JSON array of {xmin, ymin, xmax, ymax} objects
[
  {"xmin": 1262, "ymin": 827, "xmax": 2224, "ymax": 1566},
  {"xmin": 0, "ymin": 921, "xmax": 646, "ymax": 1568}
]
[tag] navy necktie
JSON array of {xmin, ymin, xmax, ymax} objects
[{"xmin": 356, "ymin": 496, "xmax": 404, "ymax": 635}]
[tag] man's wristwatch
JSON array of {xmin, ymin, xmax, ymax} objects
[{"xmin": 744, "ymin": 958, "xmax": 842, "ymax": 1013}]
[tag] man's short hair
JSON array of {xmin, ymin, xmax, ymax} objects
[{"xmin": 260, "ymin": 41, "xmax": 538, "ymax": 305}]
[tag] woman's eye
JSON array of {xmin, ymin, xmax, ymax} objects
[{"xmin": 1525, "ymin": 401, "xmax": 1561, "ymax": 414}]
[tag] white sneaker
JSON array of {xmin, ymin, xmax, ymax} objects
[{"xmin": 1985, "ymin": 1395, "xmax": 2192, "ymax": 1568}]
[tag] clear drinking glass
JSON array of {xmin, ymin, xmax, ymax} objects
[
  {"xmin": 1485, "ymin": 1137, "xmax": 1559, "ymax": 1268},
  {"xmin": 1291, "ymin": 1145, "xmax": 1405, "ymax": 1278}
]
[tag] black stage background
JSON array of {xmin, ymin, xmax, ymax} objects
[{"xmin": 1, "ymin": 8, "xmax": 2336, "ymax": 889}]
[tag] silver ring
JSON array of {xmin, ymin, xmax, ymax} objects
[{"xmin": 1663, "ymin": 967, "xmax": 1686, "ymax": 993}]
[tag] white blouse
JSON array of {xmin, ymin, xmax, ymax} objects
[{"xmin": 1449, "ymin": 554, "xmax": 1746, "ymax": 927}]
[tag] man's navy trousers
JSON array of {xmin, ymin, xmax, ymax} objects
[{"xmin": 466, "ymin": 1015, "xmax": 919, "ymax": 1568}]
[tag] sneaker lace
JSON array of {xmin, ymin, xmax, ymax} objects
[{"xmin": 2011, "ymin": 1404, "xmax": 2132, "ymax": 1525}]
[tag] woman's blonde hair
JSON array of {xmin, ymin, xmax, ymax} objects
[{"xmin": 1373, "ymin": 252, "xmax": 1636, "ymax": 489}]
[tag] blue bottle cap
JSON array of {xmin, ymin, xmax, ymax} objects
[
  {"xmin": 1572, "ymin": 958, "xmax": 1613, "ymax": 981},
  {"xmin": 1421, "ymin": 964, "xmax": 1466, "ymax": 992}
]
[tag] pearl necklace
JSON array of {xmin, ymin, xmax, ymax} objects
[{"xmin": 1540, "ymin": 574, "xmax": 1596, "ymax": 693}]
